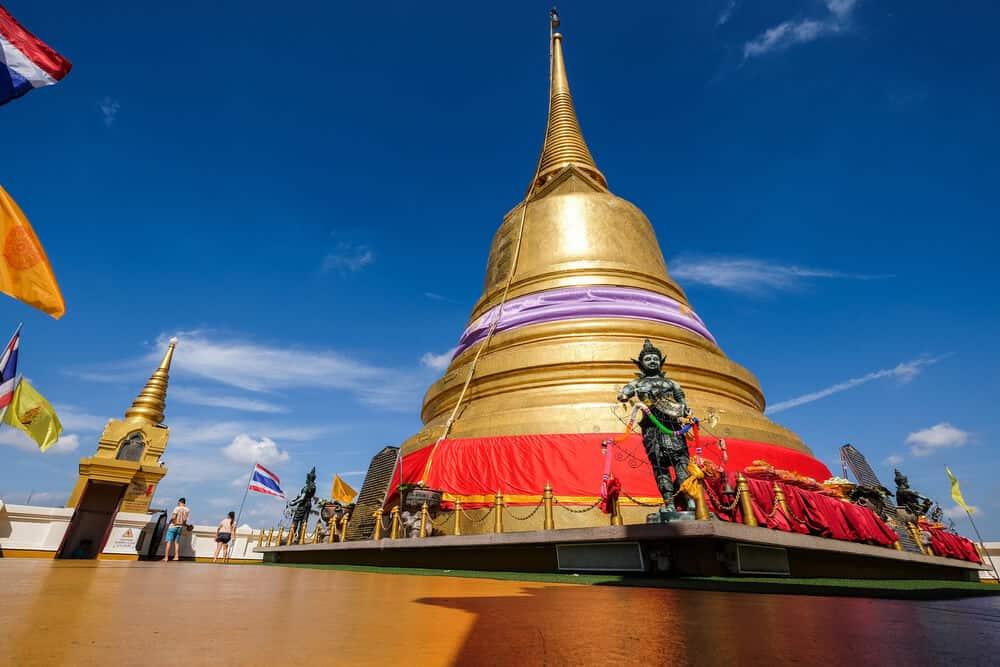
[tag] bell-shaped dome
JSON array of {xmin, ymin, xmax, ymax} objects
[{"xmin": 403, "ymin": 30, "xmax": 811, "ymax": 460}]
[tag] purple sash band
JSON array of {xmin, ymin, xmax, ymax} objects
[{"xmin": 453, "ymin": 286, "xmax": 716, "ymax": 359}]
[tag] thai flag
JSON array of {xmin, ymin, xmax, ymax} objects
[
  {"xmin": 0, "ymin": 324, "xmax": 21, "ymax": 413},
  {"xmin": 248, "ymin": 463, "xmax": 285, "ymax": 499},
  {"xmin": 1, "ymin": 4, "xmax": 72, "ymax": 106}
]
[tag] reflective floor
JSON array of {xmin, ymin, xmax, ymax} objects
[{"xmin": 2, "ymin": 559, "xmax": 998, "ymax": 666}]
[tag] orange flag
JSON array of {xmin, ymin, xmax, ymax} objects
[{"xmin": 0, "ymin": 185, "xmax": 65, "ymax": 319}]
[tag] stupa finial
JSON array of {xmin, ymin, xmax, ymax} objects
[
  {"xmin": 124, "ymin": 337, "xmax": 177, "ymax": 425},
  {"xmin": 530, "ymin": 11, "xmax": 607, "ymax": 192}
]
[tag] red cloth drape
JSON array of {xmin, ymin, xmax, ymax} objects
[
  {"xmin": 701, "ymin": 472, "xmax": 898, "ymax": 547},
  {"xmin": 925, "ymin": 525, "xmax": 982, "ymax": 563},
  {"xmin": 400, "ymin": 433, "xmax": 832, "ymax": 508}
]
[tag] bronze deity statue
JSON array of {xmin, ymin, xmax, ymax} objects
[
  {"xmin": 286, "ymin": 467, "xmax": 317, "ymax": 542},
  {"xmin": 617, "ymin": 339, "xmax": 692, "ymax": 509},
  {"xmin": 894, "ymin": 469, "xmax": 933, "ymax": 518}
]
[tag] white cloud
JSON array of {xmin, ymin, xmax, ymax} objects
[
  {"xmin": 883, "ymin": 454, "xmax": 904, "ymax": 466},
  {"xmin": 0, "ymin": 429, "xmax": 80, "ymax": 454},
  {"xmin": 321, "ymin": 243, "xmax": 374, "ymax": 273},
  {"xmin": 53, "ymin": 405, "xmax": 110, "ymax": 432},
  {"xmin": 742, "ymin": 0, "xmax": 859, "ymax": 61},
  {"xmin": 717, "ymin": 1, "xmax": 738, "ymax": 26},
  {"xmin": 669, "ymin": 257, "xmax": 889, "ymax": 294},
  {"xmin": 906, "ymin": 422, "xmax": 970, "ymax": 457},
  {"xmin": 20, "ymin": 491, "xmax": 69, "ymax": 506},
  {"xmin": 825, "ymin": 0, "xmax": 859, "ymax": 19},
  {"xmin": 222, "ymin": 434, "xmax": 289, "ymax": 466},
  {"xmin": 152, "ymin": 332, "xmax": 382, "ymax": 393},
  {"xmin": 167, "ymin": 418, "xmax": 330, "ymax": 447},
  {"xmin": 170, "ymin": 386, "xmax": 288, "ymax": 414},
  {"xmin": 149, "ymin": 332, "xmax": 423, "ymax": 412},
  {"xmin": 942, "ymin": 504, "xmax": 977, "ymax": 519},
  {"xmin": 420, "ymin": 348, "xmax": 456, "ymax": 372},
  {"xmin": 98, "ymin": 96, "xmax": 120, "ymax": 126},
  {"xmin": 767, "ymin": 356, "xmax": 941, "ymax": 414}
]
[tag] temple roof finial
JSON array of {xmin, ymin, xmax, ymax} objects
[
  {"xmin": 530, "ymin": 14, "xmax": 607, "ymax": 192},
  {"xmin": 124, "ymin": 337, "xmax": 177, "ymax": 425}
]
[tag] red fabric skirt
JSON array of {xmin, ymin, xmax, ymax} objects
[
  {"xmin": 700, "ymin": 472, "xmax": 899, "ymax": 547},
  {"xmin": 400, "ymin": 433, "xmax": 832, "ymax": 508}
]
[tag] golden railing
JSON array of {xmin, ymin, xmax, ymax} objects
[{"xmin": 253, "ymin": 473, "xmax": 925, "ymax": 555}]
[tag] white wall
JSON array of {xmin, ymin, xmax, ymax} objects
[
  {"xmin": 0, "ymin": 500, "xmax": 262, "ymax": 561},
  {"xmin": 981, "ymin": 541, "xmax": 999, "ymax": 581}
]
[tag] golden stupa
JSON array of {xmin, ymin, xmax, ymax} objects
[
  {"xmin": 402, "ymin": 28, "xmax": 811, "ymax": 462},
  {"xmin": 67, "ymin": 339, "xmax": 177, "ymax": 514}
]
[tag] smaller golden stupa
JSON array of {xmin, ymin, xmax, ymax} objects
[{"xmin": 66, "ymin": 338, "xmax": 177, "ymax": 514}]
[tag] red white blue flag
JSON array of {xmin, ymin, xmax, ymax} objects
[
  {"xmin": 248, "ymin": 463, "xmax": 285, "ymax": 499},
  {"xmin": 0, "ymin": 4, "xmax": 72, "ymax": 106},
  {"xmin": 0, "ymin": 323, "xmax": 21, "ymax": 413}
]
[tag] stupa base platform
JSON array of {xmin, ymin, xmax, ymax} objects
[{"xmin": 256, "ymin": 521, "xmax": 984, "ymax": 581}]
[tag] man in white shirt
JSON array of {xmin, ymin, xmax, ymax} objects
[{"xmin": 163, "ymin": 497, "xmax": 190, "ymax": 562}]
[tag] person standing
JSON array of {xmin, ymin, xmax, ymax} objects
[
  {"xmin": 213, "ymin": 511, "xmax": 236, "ymax": 562},
  {"xmin": 163, "ymin": 497, "xmax": 190, "ymax": 562}
]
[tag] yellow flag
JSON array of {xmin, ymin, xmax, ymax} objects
[
  {"xmin": 331, "ymin": 475, "xmax": 357, "ymax": 504},
  {"xmin": 945, "ymin": 466, "xmax": 974, "ymax": 514},
  {"xmin": 0, "ymin": 185, "xmax": 66, "ymax": 319},
  {"xmin": 1, "ymin": 379, "xmax": 62, "ymax": 451}
]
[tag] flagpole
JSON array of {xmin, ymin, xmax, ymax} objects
[
  {"xmin": 963, "ymin": 508, "xmax": 999, "ymax": 582},
  {"xmin": 228, "ymin": 463, "xmax": 254, "ymax": 563}
]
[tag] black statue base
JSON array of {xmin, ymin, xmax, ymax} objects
[{"xmin": 647, "ymin": 509, "xmax": 698, "ymax": 523}]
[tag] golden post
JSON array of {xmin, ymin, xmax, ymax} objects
[
  {"xmin": 494, "ymin": 490, "xmax": 504, "ymax": 534},
  {"xmin": 372, "ymin": 509, "xmax": 384, "ymax": 541},
  {"xmin": 327, "ymin": 518, "xmax": 337, "ymax": 543},
  {"xmin": 453, "ymin": 499, "xmax": 463, "ymax": 536},
  {"xmin": 609, "ymin": 495, "xmax": 623, "ymax": 526},
  {"xmin": 772, "ymin": 482, "xmax": 789, "ymax": 519},
  {"xmin": 275, "ymin": 526, "xmax": 285, "ymax": 546},
  {"xmin": 390, "ymin": 506, "xmax": 401, "ymax": 539},
  {"xmin": 311, "ymin": 522, "xmax": 320, "ymax": 544},
  {"xmin": 419, "ymin": 501, "xmax": 430, "ymax": 538},
  {"xmin": 298, "ymin": 522, "xmax": 307, "ymax": 545},
  {"xmin": 543, "ymin": 483, "xmax": 555, "ymax": 530},
  {"xmin": 737, "ymin": 474, "xmax": 759, "ymax": 527},
  {"xmin": 265, "ymin": 527, "xmax": 274, "ymax": 548},
  {"xmin": 339, "ymin": 514, "xmax": 349, "ymax": 542},
  {"xmin": 693, "ymin": 480, "xmax": 710, "ymax": 521}
]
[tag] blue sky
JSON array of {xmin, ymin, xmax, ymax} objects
[{"xmin": 2, "ymin": 1, "xmax": 998, "ymax": 537}]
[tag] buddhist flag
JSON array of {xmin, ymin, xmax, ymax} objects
[
  {"xmin": 331, "ymin": 475, "xmax": 357, "ymax": 504},
  {"xmin": 1, "ymin": 3, "xmax": 73, "ymax": 106},
  {"xmin": 945, "ymin": 466, "xmax": 974, "ymax": 515},
  {"xmin": 1, "ymin": 378, "xmax": 61, "ymax": 451},
  {"xmin": 0, "ymin": 185, "xmax": 65, "ymax": 318}
]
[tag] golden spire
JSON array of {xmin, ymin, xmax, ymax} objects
[
  {"xmin": 124, "ymin": 337, "xmax": 177, "ymax": 425},
  {"xmin": 531, "ymin": 29, "xmax": 607, "ymax": 192}
]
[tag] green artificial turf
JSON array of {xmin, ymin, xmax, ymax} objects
[{"xmin": 262, "ymin": 562, "xmax": 1000, "ymax": 600}]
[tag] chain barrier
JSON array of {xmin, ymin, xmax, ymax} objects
[
  {"xmin": 553, "ymin": 496, "xmax": 603, "ymax": 514},
  {"xmin": 783, "ymin": 501, "xmax": 810, "ymax": 526},
  {"xmin": 503, "ymin": 498, "xmax": 545, "ymax": 521},
  {"xmin": 458, "ymin": 504, "xmax": 496, "ymax": 524},
  {"xmin": 761, "ymin": 495, "xmax": 781, "ymax": 520},
  {"xmin": 703, "ymin": 481, "xmax": 741, "ymax": 513},
  {"xmin": 430, "ymin": 512, "xmax": 452, "ymax": 528},
  {"xmin": 619, "ymin": 489, "xmax": 665, "ymax": 508}
]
